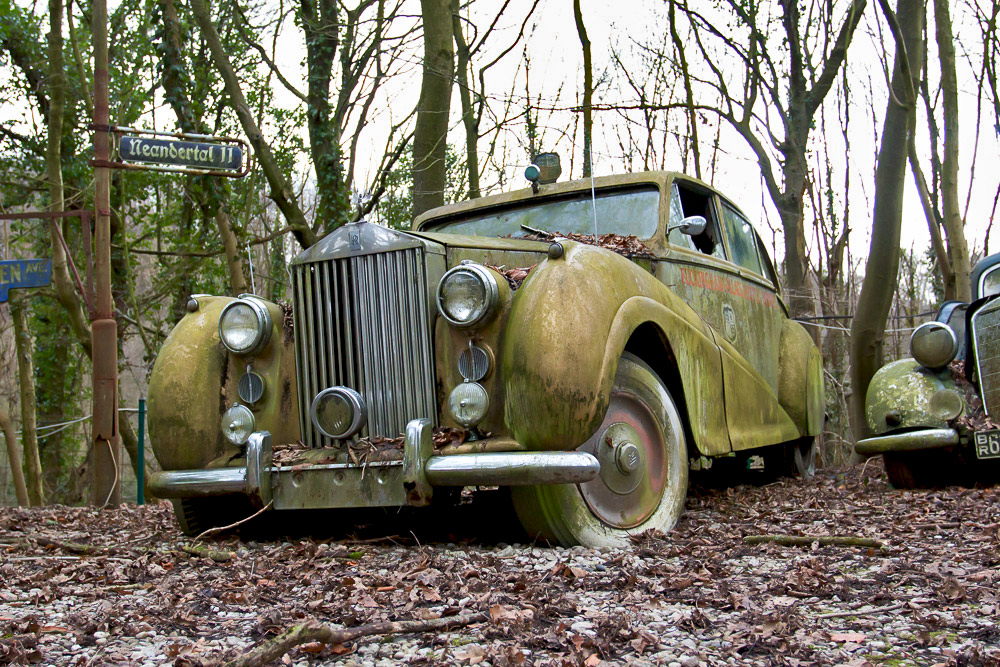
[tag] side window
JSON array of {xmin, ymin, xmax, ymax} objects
[
  {"xmin": 721, "ymin": 203, "xmax": 763, "ymax": 276},
  {"xmin": 667, "ymin": 181, "xmax": 726, "ymax": 260}
]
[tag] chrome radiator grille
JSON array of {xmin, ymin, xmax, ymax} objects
[
  {"xmin": 292, "ymin": 248, "xmax": 436, "ymax": 445},
  {"xmin": 973, "ymin": 299, "xmax": 1000, "ymax": 417}
]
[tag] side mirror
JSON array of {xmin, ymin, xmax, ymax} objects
[{"xmin": 668, "ymin": 215, "xmax": 707, "ymax": 237}]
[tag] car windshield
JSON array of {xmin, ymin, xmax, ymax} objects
[
  {"xmin": 423, "ymin": 187, "xmax": 660, "ymax": 239},
  {"xmin": 981, "ymin": 266, "xmax": 1000, "ymax": 298}
]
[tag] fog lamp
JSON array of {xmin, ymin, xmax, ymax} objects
[
  {"xmin": 437, "ymin": 264, "xmax": 499, "ymax": 328},
  {"xmin": 448, "ymin": 382, "xmax": 489, "ymax": 428},
  {"xmin": 311, "ymin": 387, "xmax": 367, "ymax": 439},
  {"xmin": 222, "ymin": 404, "xmax": 255, "ymax": 445},
  {"xmin": 910, "ymin": 322, "xmax": 959, "ymax": 370},
  {"xmin": 930, "ymin": 388, "xmax": 964, "ymax": 421},
  {"xmin": 219, "ymin": 297, "xmax": 272, "ymax": 356}
]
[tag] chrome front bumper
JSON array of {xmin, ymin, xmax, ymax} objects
[
  {"xmin": 148, "ymin": 418, "xmax": 601, "ymax": 510},
  {"xmin": 854, "ymin": 428, "xmax": 960, "ymax": 457}
]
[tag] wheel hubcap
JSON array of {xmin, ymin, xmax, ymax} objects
[{"xmin": 578, "ymin": 393, "xmax": 668, "ymax": 529}]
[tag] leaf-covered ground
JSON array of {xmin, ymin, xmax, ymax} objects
[{"xmin": 1, "ymin": 461, "xmax": 998, "ymax": 667}]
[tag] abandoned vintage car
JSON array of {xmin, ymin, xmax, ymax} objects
[
  {"xmin": 856, "ymin": 253, "xmax": 1000, "ymax": 488},
  {"xmin": 146, "ymin": 166, "xmax": 825, "ymax": 547}
]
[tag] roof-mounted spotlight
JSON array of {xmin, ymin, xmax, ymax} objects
[{"xmin": 525, "ymin": 152, "xmax": 561, "ymax": 194}]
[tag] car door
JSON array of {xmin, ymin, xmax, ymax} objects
[
  {"xmin": 714, "ymin": 200, "xmax": 798, "ymax": 450},
  {"xmin": 654, "ymin": 177, "xmax": 736, "ymax": 455}
]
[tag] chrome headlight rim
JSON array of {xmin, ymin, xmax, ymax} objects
[
  {"xmin": 910, "ymin": 321, "xmax": 959, "ymax": 370},
  {"xmin": 310, "ymin": 386, "xmax": 367, "ymax": 440},
  {"xmin": 436, "ymin": 263, "xmax": 500, "ymax": 328},
  {"xmin": 218, "ymin": 296, "xmax": 273, "ymax": 356}
]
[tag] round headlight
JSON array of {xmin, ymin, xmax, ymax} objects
[
  {"xmin": 910, "ymin": 321, "xmax": 959, "ymax": 370},
  {"xmin": 222, "ymin": 404, "xmax": 255, "ymax": 445},
  {"xmin": 437, "ymin": 264, "xmax": 500, "ymax": 327},
  {"xmin": 311, "ymin": 387, "xmax": 367, "ymax": 439},
  {"xmin": 219, "ymin": 297, "xmax": 272, "ymax": 356},
  {"xmin": 448, "ymin": 382, "xmax": 489, "ymax": 428}
]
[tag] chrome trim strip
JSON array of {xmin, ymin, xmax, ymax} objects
[
  {"xmin": 855, "ymin": 428, "xmax": 960, "ymax": 456},
  {"xmin": 972, "ymin": 297, "xmax": 1000, "ymax": 417},
  {"xmin": 148, "ymin": 467, "xmax": 246, "ymax": 498},
  {"xmin": 424, "ymin": 452, "xmax": 602, "ymax": 486},
  {"xmin": 271, "ymin": 460, "xmax": 403, "ymax": 472}
]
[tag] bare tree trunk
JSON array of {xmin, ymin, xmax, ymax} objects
[
  {"xmin": 907, "ymin": 144, "xmax": 953, "ymax": 292},
  {"xmin": 46, "ymin": 0, "xmax": 91, "ymax": 356},
  {"xmin": 0, "ymin": 400, "xmax": 29, "ymax": 506},
  {"xmin": 159, "ymin": 0, "xmax": 246, "ymax": 295},
  {"xmin": 849, "ymin": 0, "xmax": 924, "ymax": 440},
  {"xmin": 451, "ymin": 0, "xmax": 479, "ymax": 198},
  {"xmin": 668, "ymin": 0, "xmax": 701, "ymax": 180},
  {"xmin": 411, "ymin": 0, "xmax": 454, "ymax": 218},
  {"xmin": 10, "ymin": 294, "xmax": 44, "ymax": 506},
  {"xmin": 573, "ymin": 0, "xmax": 593, "ymax": 177},
  {"xmin": 933, "ymin": 0, "xmax": 971, "ymax": 301},
  {"xmin": 189, "ymin": 0, "xmax": 317, "ymax": 249},
  {"xmin": 301, "ymin": 0, "xmax": 352, "ymax": 233}
]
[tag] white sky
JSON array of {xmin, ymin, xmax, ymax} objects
[
  {"xmin": 323, "ymin": 0, "xmax": 1000, "ymax": 268},
  {"xmin": 4, "ymin": 0, "xmax": 998, "ymax": 271}
]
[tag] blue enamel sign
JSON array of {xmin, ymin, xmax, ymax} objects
[{"xmin": 0, "ymin": 259, "xmax": 52, "ymax": 302}]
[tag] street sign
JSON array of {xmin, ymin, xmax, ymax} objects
[
  {"xmin": 119, "ymin": 136, "xmax": 243, "ymax": 172},
  {"xmin": 0, "ymin": 259, "xmax": 52, "ymax": 302}
]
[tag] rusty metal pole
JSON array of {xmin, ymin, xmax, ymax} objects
[{"xmin": 90, "ymin": 0, "xmax": 120, "ymax": 507}]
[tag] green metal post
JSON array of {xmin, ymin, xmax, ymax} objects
[{"xmin": 137, "ymin": 398, "xmax": 145, "ymax": 505}]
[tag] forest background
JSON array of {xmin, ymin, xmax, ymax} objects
[{"xmin": 0, "ymin": 0, "xmax": 997, "ymax": 506}]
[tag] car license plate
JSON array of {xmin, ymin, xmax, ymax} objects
[{"xmin": 974, "ymin": 430, "xmax": 1000, "ymax": 459}]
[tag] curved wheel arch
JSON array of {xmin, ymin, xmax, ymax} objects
[
  {"xmin": 511, "ymin": 353, "xmax": 689, "ymax": 548},
  {"xmin": 623, "ymin": 322, "xmax": 699, "ymax": 461}
]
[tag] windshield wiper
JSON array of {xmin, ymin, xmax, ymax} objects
[{"xmin": 519, "ymin": 223, "xmax": 551, "ymax": 237}]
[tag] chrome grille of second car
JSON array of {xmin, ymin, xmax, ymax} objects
[
  {"xmin": 973, "ymin": 298, "xmax": 1000, "ymax": 417},
  {"xmin": 292, "ymin": 248, "xmax": 436, "ymax": 445}
]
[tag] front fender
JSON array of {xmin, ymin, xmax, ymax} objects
[
  {"xmin": 865, "ymin": 358, "xmax": 959, "ymax": 435},
  {"xmin": 148, "ymin": 296, "xmax": 299, "ymax": 471},
  {"xmin": 501, "ymin": 241, "xmax": 727, "ymax": 453}
]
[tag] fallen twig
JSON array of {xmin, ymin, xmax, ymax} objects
[
  {"xmin": 180, "ymin": 544, "xmax": 234, "ymax": 562},
  {"xmin": 194, "ymin": 500, "xmax": 272, "ymax": 543},
  {"xmin": 222, "ymin": 611, "xmax": 488, "ymax": 667},
  {"xmin": 35, "ymin": 536, "xmax": 111, "ymax": 555},
  {"xmin": 743, "ymin": 534, "xmax": 885, "ymax": 549},
  {"xmin": 814, "ymin": 602, "xmax": 906, "ymax": 619}
]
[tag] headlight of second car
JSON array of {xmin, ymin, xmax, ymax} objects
[
  {"xmin": 910, "ymin": 321, "xmax": 959, "ymax": 370},
  {"xmin": 219, "ymin": 296, "xmax": 272, "ymax": 356},
  {"xmin": 437, "ymin": 263, "xmax": 499, "ymax": 327}
]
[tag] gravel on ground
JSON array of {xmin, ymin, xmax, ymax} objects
[{"xmin": 1, "ymin": 460, "xmax": 998, "ymax": 666}]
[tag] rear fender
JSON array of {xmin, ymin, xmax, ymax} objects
[{"xmin": 777, "ymin": 320, "xmax": 825, "ymax": 437}]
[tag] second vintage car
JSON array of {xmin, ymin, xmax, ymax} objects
[
  {"xmin": 146, "ymin": 162, "xmax": 824, "ymax": 547},
  {"xmin": 857, "ymin": 254, "xmax": 1000, "ymax": 488}
]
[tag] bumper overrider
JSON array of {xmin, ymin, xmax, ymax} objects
[{"xmin": 148, "ymin": 419, "xmax": 601, "ymax": 510}]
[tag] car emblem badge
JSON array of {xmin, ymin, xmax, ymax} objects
[
  {"xmin": 723, "ymin": 304, "xmax": 737, "ymax": 340},
  {"xmin": 349, "ymin": 230, "xmax": 362, "ymax": 251}
]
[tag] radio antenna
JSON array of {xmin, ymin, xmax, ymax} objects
[
  {"xmin": 589, "ymin": 144, "xmax": 598, "ymax": 244},
  {"xmin": 246, "ymin": 242, "xmax": 256, "ymax": 295}
]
